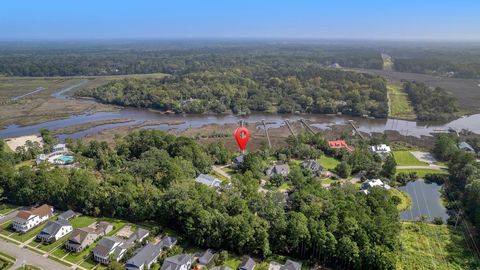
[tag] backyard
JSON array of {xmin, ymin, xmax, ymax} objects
[{"xmin": 393, "ymin": 151, "xmax": 429, "ymax": 166}]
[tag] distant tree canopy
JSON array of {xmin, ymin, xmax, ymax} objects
[
  {"xmin": 78, "ymin": 67, "xmax": 389, "ymax": 118},
  {"xmin": 403, "ymin": 81, "xmax": 459, "ymax": 121},
  {"xmin": 0, "ymin": 44, "xmax": 383, "ymax": 77}
]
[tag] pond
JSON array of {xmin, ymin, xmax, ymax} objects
[{"xmin": 398, "ymin": 180, "xmax": 449, "ymax": 222}]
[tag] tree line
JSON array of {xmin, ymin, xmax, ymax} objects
[
  {"xmin": 0, "ymin": 130, "xmax": 400, "ymax": 270},
  {"xmin": 77, "ymin": 67, "xmax": 389, "ymax": 118},
  {"xmin": 403, "ymin": 81, "xmax": 459, "ymax": 122}
]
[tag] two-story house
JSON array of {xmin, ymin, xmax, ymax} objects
[
  {"xmin": 12, "ymin": 204, "xmax": 53, "ymax": 233},
  {"xmin": 92, "ymin": 236, "xmax": 127, "ymax": 264},
  {"xmin": 36, "ymin": 219, "xmax": 73, "ymax": 243},
  {"xmin": 160, "ymin": 254, "xmax": 192, "ymax": 270},
  {"xmin": 64, "ymin": 221, "xmax": 113, "ymax": 252}
]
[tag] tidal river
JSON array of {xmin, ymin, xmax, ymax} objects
[{"xmin": 1, "ymin": 81, "xmax": 480, "ymax": 140}]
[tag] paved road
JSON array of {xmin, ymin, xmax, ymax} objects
[
  {"xmin": 0, "ymin": 209, "xmax": 18, "ymax": 224},
  {"xmin": 0, "ymin": 238, "xmax": 71, "ymax": 270}
]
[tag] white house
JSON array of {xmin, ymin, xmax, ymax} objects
[
  {"xmin": 53, "ymin": 143, "xmax": 68, "ymax": 153},
  {"xmin": 12, "ymin": 204, "xmax": 54, "ymax": 233},
  {"xmin": 361, "ymin": 179, "xmax": 391, "ymax": 194},
  {"xmin": 36, "ymin": 219, "xmax": 73, "ymax": 243},
  {"xmin": 371, "ymin": 144, "xmax": 391, "ymax": 155}
]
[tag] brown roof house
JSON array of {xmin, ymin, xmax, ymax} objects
[
  {"xmin": 64, "ymin": 221, "xmax": 113, "ymax": 252},
  {"xmin": 12, "ymin": 204, "xmax": 54, "ymax": 233}
]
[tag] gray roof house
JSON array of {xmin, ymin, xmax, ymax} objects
[
  {"xmin": 58, "ymin": 210, "xmax": 77, "ymax": 221},
  {"xmin": 93, "ymin": 236, "xmax": 127, "ymax": 264},
  {"xmin": 198, "ymin": 249, "xmax": 216, "ymax": 265},
  {"xmin": 232, "ymin": 154, "xmax": 245, "ymax": 167},
  {"xmin": 238, "ymin": 256, "xmax": 256, "ymax": 270},
  {"xmin": 159, "ymin": 236, "xmax": 177, "ymax": 250},
  {"xmin": 300, "ymin": 159, "xmax": 323, "ymax": 174},
  {"xmin": 458, "ymin": 142, "xmax": 475, "ymax": 152},
  {"xmin": 160, "ymin": 254, "xmax": 193, "ymax": 270},
  {"xmin": 195, "ymin": 174, "xmax": 222, "ymax": 189},
  {"xmin": 265, "ymin": 164, "xmax": 290, "ymax": 177},
  {"xmin": 36, "ymin": 219, "xmax": 73, "ymax": 243},
  {"xmin": 125, "ymin": 243, "xmax": 163, "ymax": 270},
  {"xmin": 125, "ymin": 228, "xmax": 150, "ymax": 247},
  {"xmin": 280, "ymin": 260, "xmax": 302, "ymax": 270}
]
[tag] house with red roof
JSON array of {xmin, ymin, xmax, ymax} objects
[
  {"xmin": 328, "ymin": 140, "xmax": 353, "ymax": 152},
  {"xmin": 12, "ymin": 204, "xmax": 53, "ymax": 233}
]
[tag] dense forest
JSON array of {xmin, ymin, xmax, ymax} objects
[
  {"xmin": 0, "ymin": 130, "xmax": 401, "ymax": 270},
  {"xmin": 0, "ymin": 42, "xmax": 383, "ymax": 77},
  {"xmin": 77, "ymin": 67, "xmax": 389, "ymax": 117},
  {"xmin": 403, "ymin": 81, "xmax": 459, "ymax": 121}
]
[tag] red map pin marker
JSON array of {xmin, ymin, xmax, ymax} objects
[{"xmin": 234, "ymin": 127, "xmax": 250, "ymax": 152}]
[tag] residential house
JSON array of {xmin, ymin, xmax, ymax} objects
[
  {"xmin": 328, "ymin": 140, "xmax": 353, "ymax": 152},
  {"xmin": 160, "ymin": 254, "xmax": 192, "ymax": 270},
  {"xmin": 12, "ymin": 204, "xmax": 54, "ymax": 233},
  {"xmin": 123, "ymin": 228, "xmax": 150, "ymax": 251},
  {"xmin": 371, "ymin": 144, "xmax": 392, "ymax": 155},
  {"xmin": 125, "ymin": 243, "xmax": 163, "ymax": 270},
  {"xmin": 300, "ymin": 159, "xmax": 323, "ymax": 175},
  {"xmin": 238, "ymin": 256, "xmax": 256, "ymax": 270},
  {"xmin": 158, "ymin": 236, "xmax": 177, "ymax": 250},
  {"xmin": 195, "ymin": 174, "xmax": 222, "ymax": 189},
  {"xmin": 198, "ymin": 249, "xmax": 215, "ymax": 265},
  {"xmin": 361, "ymin": 179, "xmax": 391, "ymax": 195},
  {"xmin": 232, "ymin": 154, "xmax": 245, "ymax": 168},
  {"xmin": 36, "ymin": 219, "xmax": 72, "ymax": 243},
  {"xmin": 65, "ymin": 221, "xmax": 113, "ymax": 252},
  {"xmin": 280, "ymin": 260, "xmax": 302, "ymax": 270},
  {"xmin": 58, "ymin": 210, "xmax": 77, "ymax": 221},
  {"xmin": 53, "ymin": 143, "xmax": 68, "ymax": 153},
  {"xmin": 458, "ymin": 142, "xmax": 476, "ymax": 153},
  {"xmin": 265, "ymin": 164, "xmax": 290, "ymax": 177},
  {"xmin": 93, "ymin": 236, "xmax": 127, "ymax": 264}
]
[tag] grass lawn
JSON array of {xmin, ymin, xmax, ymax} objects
[
  {"xmin": 387, "ymin": 84, "xmax": 416, "ymax": 120},
  {"xmin": 319, "ymin": 178, "xmax": 339, "ymax": 185},
  {"xmin": 397, "ymin": 222, "xmax": 480, "ymax": 270},
  {"xmin": 0, "ymin": 203, "xmax": 18, "ymax": 215},
  {"xmin": 224, "ymin": 257, "xmax": 242, "ymax": 270},
  {"xmin": 0, "ymin": 258, "xmax": 13, "ymax": 270},
  {"xmin": 318, "ymin": 156, "xmax": 340, "ymax": 170},
  {"xmin": 0, "ymin": 251, "xmax": 16, "ymax": 262},
  {"xmin": 393, "ymin": 151, "xmax": 429, "ymax": 166},
  {"xmin": 389, "ymin": 188, "xmax": 412, "ymax": 211},
  {"xmin": 48, "ymin": 255, "xmax": 73, "ymax": 267},
  {"xmin": 396, "ymin": 169, "xmax": 448, "ymax": 178},
  {"xmin": 70, "ymin": 216, "xmax": 97, "ymax": 228},
  {"xmin": 80, "ymin": 258, "xmax": 98, "ymax": 269}
]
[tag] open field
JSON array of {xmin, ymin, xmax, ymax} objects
[
  {"xmin": 393, "ymin": 151, "xmax": 429, "ymax": 166},
  {"xmin": 396, "ymin": 168, "xmax": 448, "ymax": 178},
  {"xmin": 387, "ymin": 84, "xmax": 416, "ymax": 120},
  {"xmin": 0, "ymin": 76, "xmax": 83, "ymax": 99},
  {"xmin": 353, "ymin": 69, "xmax": 480, "ymax": 114},
  {"xmin": 397, "ymin": 222, "xmax": 480, "ymax": 270}
]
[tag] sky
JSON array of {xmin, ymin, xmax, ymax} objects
[{"xmin": 1, "ymin": 0, "xmax": 479, "ymax": 41}]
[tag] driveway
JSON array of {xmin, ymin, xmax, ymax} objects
[
  {"xmin": 0, "ymin": 238, "xmax": 71, "ymax": 270},
  {"xmin": 397, "ymin": 165, "xmax": 446, "ymax": 170},
  {"xmin": 410, "ymin": 151, "xmax": 438, "ymax": 164}
]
